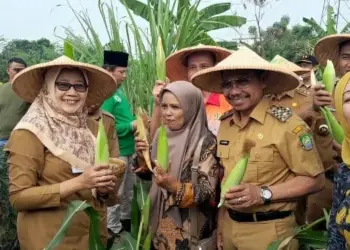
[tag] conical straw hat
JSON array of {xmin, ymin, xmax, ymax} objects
[
  {"xmin": 166, "ymin": 44, "xmax": 232, "ymax": 82},
  {"xmin": 191, "ymin": 46, "xmax": 300, "ymax": 94},
  {"xmin": 270, "ymin": 55, "xmax": 310, "ymax": 75},
  {"xmin": 314, "ymin": 34, "xmax": 350, "ymax": 67},
  {"xmin": 12, "ymin": 56, "xmax": 117, "ymax": 106}
]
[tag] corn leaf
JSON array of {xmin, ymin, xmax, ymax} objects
[
  {"xmin": 45, "ymin": 201, "xmax": 89, "ymax": 249},
  {"xmin": 63, "ymin": 40, "xmax": 75, "ymax": 59},
  {"xmin": 131, "ymin": 185, "xmax": 140, "ymax": 239},
  {"xmin": 136, "ymin": 181, "xmax": 151, "ymax": 210},
  {"xmin": 110, "ymin": 231, "xmax": 137, "ymax": 250},
  {"xmin": 142, "ymin": 196, "xmax": 151, "ymax": 232},
  {"xmin": 95, "ymin": 118, "xmax": 109, "ymax": 165},
  {"xmin": 157, "ymin": 125, "xmax": 169, "ymax": 171},
  {"xmin": 85, "ymin": 207, "xmax": 105, "ymax": 250},
  {"xmin": 143, "ymin": 232, "xmax": 152, "ymax": 250}
]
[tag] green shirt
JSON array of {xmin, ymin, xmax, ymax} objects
[
  {"xmin": 0, "ymin": 83, "xmax": 30, "ymax": 140},
  {"xmin": 102, "ymin": 88, "xmax": 135, "ymax": 156}
]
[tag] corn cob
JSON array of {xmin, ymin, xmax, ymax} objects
[
  {"xmin": 156, "ymin": 36, "xmax": 166, "ymax": 81},
  {"xmin": 323, "ymin": 60, "xmax": 336, "ymax": 94},
  {"xmin": 157, "ymin": 124, "xmax": 169, "ymax": 171},
  {"xmin": 135, "ymin": 108, "xmax": 152, "ymax": 171},
  {"xmin": 323, "ymin": 107, "xmax": 344, "ymax": 144},
  {"xmin": 95, "ymin": 118, "xmax": 109, "ymax": 165},
  {"xmin": 218, "ymin": 139, "xmax": 256, "ymax": 208}
]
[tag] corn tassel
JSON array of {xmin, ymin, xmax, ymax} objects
[
  {"xmin": 218, "ymin": 140, "xmax": 255, "ymax": 208},
  {"xmin": 135, "ymin": 108, "xmax": 152, "ymax": 171},
  {"xmin": 157, "ymin": 125, "xmax": 169, "ymax": 171},
  {"xmin": 323, "ymin": 60, "xmax": 336, "ymax": 94},
  {"xmin": 156, "ymin": 36, "xmax": 166, "ymax": 81},
  {"xmin": 321, "ymin": 107, "xmax": 344, "ymax": 144},
  {"xmin": 95, "ymin": 118, "xmax": 109, "ymax": 165}
]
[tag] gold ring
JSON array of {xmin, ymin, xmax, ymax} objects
[{"xmin": 237, "ymin": 197, "xmax": 242, "ymax": 203}]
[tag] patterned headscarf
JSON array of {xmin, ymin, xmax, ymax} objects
[{"xmin": 14, "ymin": 66, "xmax": 96, "ymax": 172}]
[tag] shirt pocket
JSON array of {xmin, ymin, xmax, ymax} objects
[{"xmin": 245, "ymin": 147, "xmax": 274, "ymax": 184}]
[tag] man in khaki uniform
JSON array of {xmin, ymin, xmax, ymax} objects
[
  {"xmin": 269, "ymin": 56, "xmax": 334, "ymax": 226},
  {"xmin": 191, "ymin": 46, "xmax": 325, "ymax": 250}
]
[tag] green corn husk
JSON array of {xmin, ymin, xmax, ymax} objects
[
  {"xmin": 218, "ymin": 139, "xmax": 255, "ymax": 208},
  {"xmin": 95, "ymin": 118, "xmax": 109, "ymax": 165},
  {"xmin": 322, "ymin": 60, "xmax": 336, "ymax": 94},
  {"xmin": 157, "ymin": 124, "xmax": 169, "ymax": 171},
  {"xmin": 63, "ymin": 40, "xmax": 75, "ymax": 60},
  {"xmin": 156, "ymin": 36, "xmax": 166, "ymax": 81},
  {"xmin": 323, "ymin": 107, "xmax": 344, "ymax": 144}
]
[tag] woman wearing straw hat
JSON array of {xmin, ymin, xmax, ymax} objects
[
  {"xmin": 270, "ymin": 55, "xmax": 334, "ymax": 228},
  {"xmin": 4, "ymin": 56, "xmax": 125, "ymax": 250},
  {"xmin": 191, "ymin": 46, "xmax": 325, "ymax": 250},
  {"xmin": 150, "ymin": 44, "xmax": 232, "ymax": 139}
]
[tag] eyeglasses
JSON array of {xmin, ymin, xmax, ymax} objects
[
  {"xmin": 55, "ymin": 82, "xmax": 88, "ymax": 93},
  {"xmin": 220, "ymin": 77, "xmax": 253, "ymax": 90}
]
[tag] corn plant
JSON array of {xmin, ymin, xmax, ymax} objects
[{"xmin": 58, "ymin": 0, "xmax": 246, "ymax": 113}]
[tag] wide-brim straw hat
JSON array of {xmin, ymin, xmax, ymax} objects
[
  {"xmin": 12, "ymin": 56, "xmax": 117, "ymax": 106},
  {"xmin": 166, "ymin": 44, "xmax": 232, "ymax": 82},
  {"xmin": 270, "ymin": 55, "xmax": 310, "ymax": 75},
  {"xmin": 191, "ymin": 46, "xmax": 300, "ymax": 94},
  {"xmin": 315, "ymin": 34, "xmax": 350, "ymax": 67}
]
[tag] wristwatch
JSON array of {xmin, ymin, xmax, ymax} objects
[{"xmin": 260, "ymin": 186, "xmax": 272, "ymax": 204}]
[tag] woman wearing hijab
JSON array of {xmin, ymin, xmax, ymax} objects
[
  {"xmin": 135, "ymin": 81, "xmax": 220, "ymax": 249},
  {"xmin": 5, "ymin": 56, "xmax": 125, "ymax": 250},
  {"xmin": 328, "ymin": 72, "xmax": 350, "ymax": 249}
]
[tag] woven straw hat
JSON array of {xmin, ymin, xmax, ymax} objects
[
  {"xmin": 191, "ymin": 46, "xmax": 300, "ymax": 94},
  {"xmin": 166, "ymin": 44, "xmax": 232, "ymax": 82},
  {"xmin": 12, "ymin": 56, "xmax": 117, "ymax": 106},
  {"xmin": 270, "ymin": 55, "xmax": 310, "ymax": 75},
  {"xmin": 314, "ymin": 34, "xmax": 350, "ymax": 67}
]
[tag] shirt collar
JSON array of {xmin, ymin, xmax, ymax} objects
[
  {"xmin": 232, "ymin": 97, "xmax": 269, "ymax": 127},
  {"xmin": 206, "ymin": 93, "xmax": 221, "ymax": 106}
]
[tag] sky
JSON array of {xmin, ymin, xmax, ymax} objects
[{"xmin": 0, "ymin": 0, "xmax": 349, "ymax": 44}]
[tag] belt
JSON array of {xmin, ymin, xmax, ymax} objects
[{"xmin": 228, "ymin": 210, "xmax": 292, "ymax": 222}]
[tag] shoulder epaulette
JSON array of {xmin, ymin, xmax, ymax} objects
[
  {"xmin": 101, "ymin": 110, "xmax": 115, "ymax": 120},
  {"xmin": 220, "ymin": 109, "xmax": 235, "ymax": 121},
  {"xmin": 267, "ymin": 105, "xmax": 293, "ymax": 122}
]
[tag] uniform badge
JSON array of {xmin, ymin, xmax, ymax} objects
[
  {"xmin": 292, "ymin": 125, "xmax": 305, "ymax": 134},
  {"xmin": 299, "ymin": 134, "xmax": 313, "ymax": 151}
]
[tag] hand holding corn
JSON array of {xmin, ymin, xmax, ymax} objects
[{"xmin": 224, "ymin": 183, "xmax": 264, "ymax": 209}]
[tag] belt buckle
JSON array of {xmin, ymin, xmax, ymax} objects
[{"xmin": 253, "ymin": 213, "xmax": 258, "ymax": 222}]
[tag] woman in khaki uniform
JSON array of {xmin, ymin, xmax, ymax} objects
[
  {"xmin": 5, "ymin": 56, "xmax": 125, "ymax": 250},
  {"xmin": 191, "ymin": 46, "xmax": 325, "ymax": 250}
]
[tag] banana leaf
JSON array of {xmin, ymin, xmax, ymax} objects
[{"xmin": 44, "ymin": 200, "xmax": 104, "ymax": 250}]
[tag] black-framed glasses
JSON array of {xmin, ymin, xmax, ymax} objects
[{"xmin": 55, "ymin": 82, "xmax": 88, "ymax": 93}]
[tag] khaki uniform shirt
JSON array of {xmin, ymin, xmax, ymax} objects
[
  {"xmin": 270, "ymin": 85, "xmax": 334, "ymax": 171},
  {"xmin": 217, "ymin": 98, "xmax": 323, "ymax": 213},
  {"xmin": 5, "ymin": 116, "xmax": 119, "ymax": 250}
]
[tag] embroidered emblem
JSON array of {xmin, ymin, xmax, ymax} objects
[
  {"xmin": 299, "ymin": 134, "xmax": 313, "ymax": 150},
  {"xmin": 219, "ymin": 140, "xmax": 230, "ymax": 145},
  {"xmin": 292, "ymin": 125, "xmax": 305, "ymax": 134},
  {"xmin": 257, "ymin": 133, "xmax": 264, "ymax": 140},
  {"xmin": 268, "ymin": 105, "xmax": 293, "ymax": 122}
]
